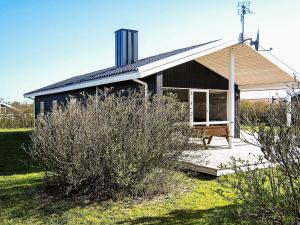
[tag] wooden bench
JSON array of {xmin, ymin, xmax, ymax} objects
[{"xmin": 193, "ymin": 125, "xmax": 229, "ymax": 149}]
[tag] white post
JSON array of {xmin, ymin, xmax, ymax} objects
[
  {"xmin": 229, "ymin": 48, "xmax": 235, "ymax": 149},
  {"xmin": 190, "ymin": 90, "xmax": 193, "ymax": 127},
  {"xmin": 95, "ymin": 86, "xmax": 98, "ymax": 101},
  {"xmin": 286, "ymin": 89, "xmax": 292, "ymax": 126},
  {"xmin": 206, "ymin": 90, "xmax": 209, "ymax": 126}
]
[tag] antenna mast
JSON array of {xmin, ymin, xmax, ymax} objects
[{"xmin": 238, "ymin": 1, "xmax": 253, "ymax": 46}]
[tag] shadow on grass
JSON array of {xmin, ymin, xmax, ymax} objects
[
  {"xmin": 180, "ymin": 168, "xmax": 217, "ymax": 181},
  {"xmin": 0, "ymin": 130, "xmax": 41, "ymax": 175},
  {"xmin": 0, "ymin": 167, "xmax": 232, "ymax": 224},
  {"xmin": 118, "ymin": 205, "xmax": 238, "ymax": 225},
  {"xmin": 1, "ymin": 179, "xmax": 238, "ymax": 224},
  {"xmin": 0, "ymin": 130, "xmax": 238, "ymax": 224},
  {"xmin": 0, "ymin": 176, "xmax": 84, "ymax": 222}
]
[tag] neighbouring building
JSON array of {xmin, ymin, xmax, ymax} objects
[{"xmin": 0, "ymin": 98, "xmax": 18, "ymax": 117}]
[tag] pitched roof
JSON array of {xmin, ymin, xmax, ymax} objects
[
  {"xmin": 24, "ymin": 40, "xmax": 219, "ymax": 96},
  {"xmin": 0, "ymin": 99, "xmax": 18, "ymax": 111}
]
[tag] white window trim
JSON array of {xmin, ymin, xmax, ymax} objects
[
  {"xmin": 190, "ymin": 89, "xmax": 209, "ymax": 126},
  {"xmin": 191, "ymin": 89, "xmax": 229, "ymax": 126},
  {"xmin": 163, "ymin": 87, "xmax": 229, "ymax": 126},
  {"xmin": 40, "ymin": 102, "xmax": 45, "ymax": 115},
  {"xmin": 52, "ymin": 100, "xmax": 58, "ymax": 111},
  {"xmin": 193, "ymin": 121, "xmax": 229, "ymax": 125}
]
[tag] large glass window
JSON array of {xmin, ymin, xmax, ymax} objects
[
  {"xmin": 162, "ymin": 88, "xmax": 189, "ymax": 103},
  {"xmin": 193, "ymin": 92, "xmax": 207, "ymax": 122},
  {"xmin": 209, "ymin": 91, "xmax": 227, "ymax": 121},
  {"xmin": 191, "ymin": 90, "xmax": 228, "ymax": 125},
  {"xmin": 163, "ymin": 88, "xmax": 228, "ymax": 125}
]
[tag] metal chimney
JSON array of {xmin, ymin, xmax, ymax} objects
[{"xmin": 115, "ymin": 29, "xmax": 138, "ymax": 67}]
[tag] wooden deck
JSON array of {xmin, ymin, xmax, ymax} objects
[{"xmin": 180, "ymin": 132, "xmax": 270, "ymax": 176}]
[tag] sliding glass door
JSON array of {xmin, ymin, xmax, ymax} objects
[
  {"xmin": 190, "ymin": 90, "xmax": 208, "ymax": 124},
  {"xmin": 162, "ymin": 87, "xmax": 228, "ymax": 126},
  {"xmin": 209, "ymin": 91, "xmax": 228, "ymax": 122},
  {"xmin": 190, "ymin": 89, "xmax": 228, "ymax": 126}
]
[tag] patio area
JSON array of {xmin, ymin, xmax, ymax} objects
[{"xmin": 180, "ymin": 131, "xmax": 270, "ymax": 176}]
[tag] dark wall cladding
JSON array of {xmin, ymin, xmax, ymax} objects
[
  {"xmin": 162, "ymin": 60, "xmax": 240, "ymax": 138},
  {"xmin": 163, "ymin": 60, "xmax": 233, "ymax": 90},
  {"xmin": 34, "ymin": 86, "xmax": 96, "ymax": 116},
  {"xmin": 34, "ymin": 75, "xmax": 157, "ymax": 116},
  {"xmin": 141, "ymin": 75, "xmax": 157, "ymax": 95},
  {"xmin": 34, "ymin": 60, "xmax": 240, "ymax": 137}
]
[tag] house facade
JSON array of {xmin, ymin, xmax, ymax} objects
[
  {"xmin": 24, "ymin": 29, "xmax": 296, "ymax": 145},
  {"xmin": 0, "ymin": 98, "xmax": 18, "ymax": 117}
]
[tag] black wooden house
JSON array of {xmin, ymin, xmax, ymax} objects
[{"xmin": 24, "ymin": 29, "xmax": 295, "ymax": 146}]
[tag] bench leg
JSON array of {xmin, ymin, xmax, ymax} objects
[
  {"xmin": 225, "ymin": 136, "xmax": 229, "ymax": 143},
  {"xmin": 202, "ymin": 138, "xmax": 208, "ymax": 149},
  {"xmin": 207, "ymin": 136, "xmax": 213, "ymax": 144}
]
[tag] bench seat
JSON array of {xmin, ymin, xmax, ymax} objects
[{"xmin": 193, "ymin": 125, "xmax": 229, "ymax": 149}]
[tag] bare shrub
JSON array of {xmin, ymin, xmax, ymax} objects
[
  {"xmin": 218, "ymin": 83, "xmax": 300, "ymax": 224},
  {"xmin": 25, "ymin": 89, "xmax": 196, "ymax": 199}
]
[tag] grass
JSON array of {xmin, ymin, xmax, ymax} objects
[
  {"xmin": 0, "ymin": 129, "xmax": 237, "ymax": 225},
  {"xmin": 0, "ymin": 128, "xmax": 38, "ymax": 175}
]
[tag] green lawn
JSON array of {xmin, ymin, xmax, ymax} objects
[{"xmin": 0, "ymin": 129, "xmax": 237, "ymax": 225}]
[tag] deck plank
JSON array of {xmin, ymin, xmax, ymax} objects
[{"xmin": 180, "ymin": 131, "xmax": 269, "ymax": 176}]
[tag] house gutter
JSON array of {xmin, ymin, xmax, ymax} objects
[{"xmin": 132, "ymin": 79, "xmax": 148, "ymax": 97}]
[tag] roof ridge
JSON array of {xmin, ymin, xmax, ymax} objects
[{"xmin": 137, "ymin": 40, "xmax": 220, "ymax": 62}]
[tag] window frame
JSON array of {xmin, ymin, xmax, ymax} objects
[
  {"xmin": 52, "ymin": 100, "xmax": 58, "ymax": 111},
  {"xmin": 162, "ymin": 87, "xmax": 229, "ymax": 126},
  {"xmin": 40, "ymin": 102, "xmax": 45, "ymax": 115}
]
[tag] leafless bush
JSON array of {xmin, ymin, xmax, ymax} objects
[
  {"xmin": 218, "ymin": 83, "xmax": 300, "ymax": 224},
  {"xmin": 25, "ymin": 89, "xmax": 196, "ymax": 199}
]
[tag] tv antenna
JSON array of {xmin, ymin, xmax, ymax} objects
[
  {"xmin": 237, "ymin": 1, "xmax": 272, "ymax": 51},
  {"xmin": 238, "ymin": 1, "xmax": 253, "ymax": 46}
]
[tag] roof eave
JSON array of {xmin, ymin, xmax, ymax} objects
[
  {"xmin": 138, "ymin": 39, "xmax": 239, "ymax": 77},
  {"xmin": 24, "ymin": 71, "xmax": 141, "ymax": 98},
  {"xmin": 25, "ymin": 37, "xmax": 298, "ymax": 98},
  {"xmin": 239, "ymin": 81, "xmax": 296, "ymax": 91},
  {"xmin": 255, "ymin": 46, "xmax": 299, "ymax": 81},
  {"xmin": 24, "ymin": 39, "xmax": 240, "ymax": 98},
  {"xmin": 0, "ymin": 102, "xmax": 18, "ymax": 111}
]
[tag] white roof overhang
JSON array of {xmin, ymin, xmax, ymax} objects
[
  {"xmin": 25, "ymin": 38, "xmax": 298, "ymax": 98},
  {"xmin": 138, "ymin": 39, "xmax": 238, "ymax": 77},
  {"xmin": 195, "ymin": 43, "xmax": 297, "ymax": 91},
  {"xmin": 24, "ymin": 71, "xmax": 141, "ymax": 98},
  {"xmin": 25, "ymin": 39, "xmax": 234, "ymax": 98}
]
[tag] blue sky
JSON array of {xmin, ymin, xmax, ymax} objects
[{"xmin": 0, "ymin": 0, "xmax": 300, "ymax": 102}]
